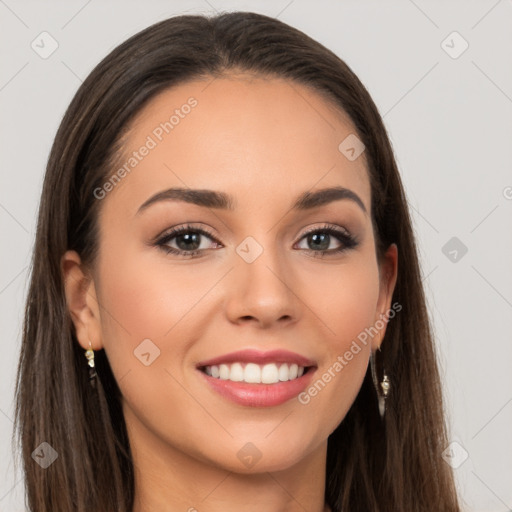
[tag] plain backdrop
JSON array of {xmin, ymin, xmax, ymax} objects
[{"xmin": 1, "ymin": 1, "xmax": 511, "ymax": 511}]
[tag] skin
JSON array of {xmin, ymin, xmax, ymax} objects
[{"xmin": 62, "ymin": 74, "xmax": 398, "ymax": 512}]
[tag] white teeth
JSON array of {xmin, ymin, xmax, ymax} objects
[
  {"xmin": 203, "ymin": 362, "xmax": 307, "ymax": 384},
  {"xmin": 244, "ymin": 363, "xmax": 261, "ymax": 383},
  {"xmin": 230, "ymin": 362, "xmax": 244, "ymax": 381},
  {"xmin": 278, "ymin": 363, "xmax": 289, "ymax": 381},
  {"xmin": 261, "ymin": 363, "xmax": 279, "ymax": 384},
  {"xmin": 219, "ymin": 364, "xmax": 230, "ymax": 380}
]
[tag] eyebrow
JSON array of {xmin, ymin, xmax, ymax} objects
[{"xmin": 136, "ymin": 186, "xmax": 367, "ymax": 216}]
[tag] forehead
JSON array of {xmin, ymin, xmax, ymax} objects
[{"xmin": 102, "ymin": 74, "xmax": 371, "ymax": 219}]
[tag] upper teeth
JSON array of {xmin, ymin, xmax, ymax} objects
[{"xmin": 204, "ymin": 362, "xmax": 305, "ymax": 384}]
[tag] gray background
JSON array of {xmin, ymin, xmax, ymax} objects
[{"xmin": 1, "ymin": 1, "xmax": 511, "ymax": 510}]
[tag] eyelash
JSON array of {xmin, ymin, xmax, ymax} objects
[{"xmin": 154, "ymin": 223, "xmax": 358, "ymax": 259}]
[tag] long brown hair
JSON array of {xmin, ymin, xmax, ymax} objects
[{"xmin": 13, "ymin": 11, "xmax": 461, "ymax": 511}]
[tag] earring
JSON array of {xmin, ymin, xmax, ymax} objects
[
  {"xmin": 370, "ymin": 348, "xmax": 390, "ymax": 419},
  {"xmin": 85, "ymin": 341, "xmax": 97, "ymax": 389}
]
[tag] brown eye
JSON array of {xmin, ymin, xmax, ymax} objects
[
  {"xmin": 295, "ymin": 224, "xmax": 358, "ymax": 257},
  {"xmin": 156, "ymin": 225, "xmax": 221, "ymax": 257}
]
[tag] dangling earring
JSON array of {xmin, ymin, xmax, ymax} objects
[
  {"xmin": 85, "ymin": 341, "xmax": 97, "ymax": 389},
  {"xmin": 370, "ymin": 348, "xmax": 390, "ymax": 419}
]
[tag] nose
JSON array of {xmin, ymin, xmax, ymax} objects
[{"xmin": 224, "ymin": 241, "xmax": 301, "ymax": 329}]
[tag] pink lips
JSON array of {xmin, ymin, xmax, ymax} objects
[
  {"xmin": 196, "ymin": 348, "xmax": 317, "ymax": 407},
  {"xmin": 196, "ymin": 348, "xmax": 316, "ymax": 368}
]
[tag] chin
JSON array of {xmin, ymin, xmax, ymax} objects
[{"xmin": 201, "ymin": 434, "xmax": 319, "ymax": 475}]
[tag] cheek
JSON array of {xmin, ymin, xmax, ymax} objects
[
  {"xmin": 306, "ymin": 255, "xmax": 381, "ymax": 355},
  {"xmin": 94, "ymin": 241, "xmax": 227, "ymax": 394},
  {"xmin": 295, "ymin": 256, "xmax": 379, "ymax": 424},
  {"xmin": 93, "ymin": 246, "xmax": 209, "ymax": 437},
  {"xmin": 96, "ymin": 241, "xmax": 214, "ymax": 342}
]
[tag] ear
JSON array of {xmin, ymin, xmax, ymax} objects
[
  {"xmin": 371, "ymin": 243, "xmax": 398, "ymax": 352},
  {"xmin": 61, "ymin": 250, "xmax": 103, "ymax": 351}
]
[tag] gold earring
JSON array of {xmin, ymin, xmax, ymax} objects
[
  {"xmin": 370, "ymin": 348, "xmax": 390, "ymax": 420},
  {"xmin": 85, "ymin": 341, "xmax": 97, "ymax": 388}
]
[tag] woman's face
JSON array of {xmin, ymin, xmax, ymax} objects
[{"xmin": 64, "ymin": 74, "xmax": 397, "ymax": 475}]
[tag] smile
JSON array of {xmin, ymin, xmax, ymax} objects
[
  {"xmin": 196, "ymin": 348, "xmax": 317, "ymax": 407},
  {"xmin": 201, "ymin": 362, "xmax": 308, "ymax": 384}
]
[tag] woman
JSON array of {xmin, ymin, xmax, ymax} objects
[{"xmin": 14, "ymin": 11, "xmax": 462, "ymax": 512}]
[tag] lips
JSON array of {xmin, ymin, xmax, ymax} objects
[
  {"xmin": 196, "ymin": 348, "xmax": 316, "ymax": 368},
  {"xmin": 196, "ymin": 348, "xmax": 317, "ymax": 407}
]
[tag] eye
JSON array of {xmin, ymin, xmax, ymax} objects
[
  {"xmin": 155, "ymin": 224, "xmax": 221, "ymax": 258},
  {"xmin": 154, "ymin": 223, "xmax": 358, "ymax": 259},
  {"xmin": 295, "ymin": 224, "xmax": 358, "ymax": 257}
]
